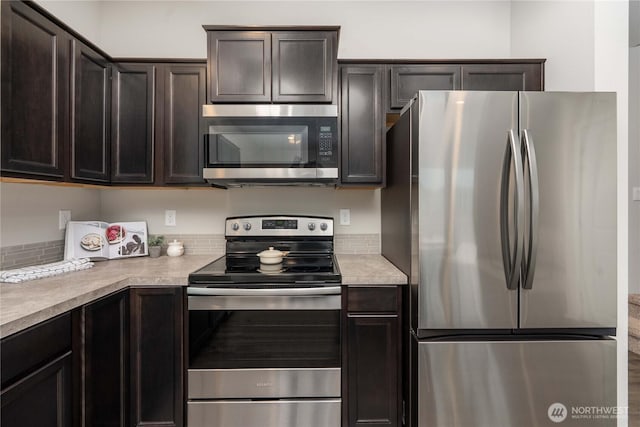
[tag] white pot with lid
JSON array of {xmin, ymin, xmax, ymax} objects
[
  {"xmin": 166, "ymin": 240, "xmax": 184, "ymax": 257},
  {"xmin": 257, "ymin": 247, "xmax": 288, "ymax": 264}
]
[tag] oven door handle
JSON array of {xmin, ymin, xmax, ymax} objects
[{"xmin": 187, "ymin": 286, "xmax": 342, "ymax": 296}]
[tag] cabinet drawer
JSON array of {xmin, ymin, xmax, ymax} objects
[
  {"xmin": 347, "ymin": 287, "xmax": 398, "ymax": 313},
  {"xmin": 1, "ymin": 312, "xmax": 71, "ymax": 389}
]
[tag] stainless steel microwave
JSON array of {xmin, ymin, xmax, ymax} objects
[{"xmin": 202, "ymin": 105, "xmax": 338, "ymax": 187}]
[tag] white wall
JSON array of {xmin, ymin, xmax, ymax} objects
[
  {"xmin": 510, "ymin": 1, "xmax": 595, "ymax": 90},
  {"xmin": 0, "ymin": 183, "xmax": 101, "ymax": 247},
  {"xmin": 631, "ymin": 0, "xmax": 640, "ymax": 47},
  {"xmin": 99, "ymin": 187, "xmax": 380, "ymax": 235},
  {"xmin": 593, "ymin": 4, "xmax": 630, "ymax": 424},
  {"xmin": 631, "ymin": 46, "xmax": 640, "ymax": 295},
  {"xmin": 35, "ymin": 1, "xmax": 103, "ymax": 45},
  {"xmin": 95, "ymin": 1, "xmax": 511, "ymax": 59}
]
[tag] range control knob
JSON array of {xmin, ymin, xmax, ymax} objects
[
  {"xmin": 320, "ymin": 222, "xmax": 328, "ymax": 231},
  {"xmin": 231, "ymin": 222, "xmax": 240, "ymax": 231},
  {"xmin": 308, "ymin": 223, "xmax": 316, "ymax": 231},
  {"xmin": 243, "ymin": 223, "xmax": 252, "ymax": 231}
]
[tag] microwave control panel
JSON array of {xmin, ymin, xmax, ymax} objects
[{"xmin": 317, "ymin": 120, "xmax": 338, "ymax": 166}]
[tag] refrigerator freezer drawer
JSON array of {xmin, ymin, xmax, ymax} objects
[
  {"xmin": 188, "ymin": 399, "xmax": 341, "ymax": 427},
  {"xmin": 418, "ymin": 339, "xmax": 617, "ymax": 427}
]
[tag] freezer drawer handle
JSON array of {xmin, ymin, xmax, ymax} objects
[
  {"xmin": 500, "ymin": 130, "xmax": 525, "ymax": 291},
  {"xmin": 521, "ymin": 129, "xmax": 539, "ymax": 290}
]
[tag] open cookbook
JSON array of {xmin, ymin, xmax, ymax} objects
[{"xmin": 64, "ymin": 221, "xmax": 148, "ymax": 260}]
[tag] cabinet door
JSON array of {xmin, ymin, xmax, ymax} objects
[
  {"xmin": 461, "ymin": 63, "xmax": 544, "ymax": 91},
  {"xmin": 207, "ymin": 31, "xmax": 271, "ymax": 102},
  {"xmin": 272, "ymin": 31, "xmax": 336, "ymax": 103},
  {"xmin": 161, "ymin": 64, "xmax": 206, "ymax": 184},
  {"xmin": 347, "ymin": 315, "xmax": 400, "ymax": 427},
  {"xmin": 130, "ymin": 287, "xmax": 184, "ymax": 427},
  {"xmin": 82, "ymin": 291, "xmax": 129, "ymax": 427},
  {"xmin": 71, "ymin": 40, "xmax": 110, "ymax": 182},
  {"xmin": 389, "ymin": 65, "xmax": 461, "ymax": 109},
  {"xmin": 0, "ymin": 0, "xmax": 70, "ymax": 179},
  {"xmin": 340, "ymin": 65, "xmax": 385, "ymax": 185},
  {"xmin": 111, "ymin": 63, "xmax": 155, "ymax": 183},
  {"xmin": 1, "ymin": 353, "xmax": 72, "ymax": 427}
]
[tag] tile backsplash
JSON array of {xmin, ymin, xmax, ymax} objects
[
  {"xmin": 0, "ymin": 233, "xmax": 381, "ymax": 270},
  {"xmin": 1, "ymin": 240, "xmax": 65, "ymax": 270}
]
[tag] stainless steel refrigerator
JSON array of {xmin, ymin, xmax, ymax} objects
[{"xmin": 381, "ymin": 91, "xmax": 617, "ymax": 427}]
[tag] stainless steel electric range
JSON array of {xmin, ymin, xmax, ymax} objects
[{"xmin": 186, "ymin": 215, "xmax": 342, "ymax": 427}]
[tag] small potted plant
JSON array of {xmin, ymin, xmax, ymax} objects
[{"xmin": 148, "ymin": 235, "xmax": 165, "ymax": 258}]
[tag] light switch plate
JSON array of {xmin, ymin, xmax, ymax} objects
[
  {"xmin": 339, "ymin": 209, "xmax": 351, "ymax": 226},
  {"xmin": 165, "ymin": 210, "xmax": 176, "ymax": 226},
  {"xmin": 633, "ymin": 187, "xmax": 640, "ymax": 201}
]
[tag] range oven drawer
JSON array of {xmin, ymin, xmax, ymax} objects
[
  {"xmin": 188, "ymin": 399, "xmax": 341, "ymax": 427},
  {"xmin": 188, "ymin": 367, "xmax": 340, "ymax": 399}
]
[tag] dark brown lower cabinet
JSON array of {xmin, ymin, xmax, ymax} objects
[
  {"xmin": 130, "ymin": 287, "xmax": 184, "ymax": 427},
  {"xmin": 1, "ymin": 353, "xmax": 72, "ymax": 427},
  {"xmin": 81, "ymin": 290, "xmax": 129, "ymax": 426},
  {"xmin": 0, "ymin": 313, "xmax": 73, "ymax": 427},
  {"xmin": 344, "ymin": 286, "xmax": 402, "ymax": 427}
]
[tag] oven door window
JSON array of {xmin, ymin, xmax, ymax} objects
[
  {"xmin": 189, "ymin": 310, "xmax": 340, "ymax": 369},
  {"xmin": 207, "ymin": 124, "xmax": 310, "ymax": 167}
]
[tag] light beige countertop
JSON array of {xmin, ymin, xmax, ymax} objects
[
  {"xmin": 0, "ymin": 253, "xmax": 406, "ymax": 338},
  {"xmin": 336, "ymin": 254, "xmax": 407, "ymax": 286}
]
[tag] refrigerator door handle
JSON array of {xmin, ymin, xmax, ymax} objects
[
  {"xmin": 500, "ymin": 130, "xmax": 525, "ymax": 290},
  {"xmin": 521, "ymin": 129, "xmax": 539, "ymax": 290}
]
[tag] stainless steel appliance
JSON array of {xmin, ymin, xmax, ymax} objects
[
  {"xmin": 382, "ymin": 91, "xmax": 618, "ymax": 427},
  {"xmin": 202, "ymin": 105, "xmax": 338, "ymax": 187},
  {"xmin": 187, "ymin": 215, "xmax": 341, "ymax": 427}
]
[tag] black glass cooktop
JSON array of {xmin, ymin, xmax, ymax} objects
[{"xmin": 188, "ymin": 253, "xmax": 341, "ymax": 285}]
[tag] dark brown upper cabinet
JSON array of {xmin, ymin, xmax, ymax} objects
[
  {"xmin": 111, "ymin": 63, "xmax": 156, "ymax": 184},
  {"xmin": 272, "ymin": 31, "xmax": 337, "ymax": 103},
  {"xmin": 461, "ymin": 63, "xmax": 543, "ymax": 91},
  {"xmin": 389, "ymin": 64, "xmax": 461, "ymax": 109},
  {"xmin": 339, "ymin": 59, "xmax": 544, "ymax": 187},
  {"xmin": 340, "ymin": 65, "xmax": 385, "ymax": 185},
  {"xmin": 159, "ymin": 63, "xmax": 207, "ymax": 185},
  {"xmin": 207, "ymin": 31, "xmax": 271, "ymax": 103},
  {"xmin": 205, "ymin": 27, "xmax": 338, "ymax": 104},
  {"xmin": 71, "ymin": 40, "xmax": 111, "ymax": 183},
  {"xmin": 0, "ymin": 0, "xmax": 70, "ymax": 179}
]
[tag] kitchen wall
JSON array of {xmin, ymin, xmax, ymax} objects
[
  {"xmin": 99, "ymin": 187, "xmax": 380, "ymax": 236},
  {"xmin": 92, "ymin": 1, "xmax": 512, "ymax": 59},
  {"xmin": 630, "ymin": 6, "xmax": 639, "ymax": 293},
  {"xmin": 510, "ymin": 1, "xmax": 595, "ymax": 91},
  {"xmin": 36, "ymin": 0, "xmax": 102, "ymax": 43},
  {"xmin": 0, "ymin": 183, "xmax": 101, "ymax": 247},
  {"xmin": 631, "ymin": 46, "xmax": 640, "ymax": 295}
]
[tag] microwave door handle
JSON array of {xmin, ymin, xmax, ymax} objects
[{"xmin": 187, "ymin": 286, "xmax": 342, "ymax": 296}]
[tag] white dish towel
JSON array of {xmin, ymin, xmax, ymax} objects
[{"xmin": 0, "ymin": 258, "xmax": 94, "ymax": 283}]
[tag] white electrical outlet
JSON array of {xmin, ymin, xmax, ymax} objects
[
  {"xmin": 339, "ymin": 209, "xmax": 351, "ymax": 226},
  {"xmin": 59, "ymin": 210, "xmax": 71, "ymax": 230},
  {"xmin": 634, "ymin": 187, "xmax": 640, "ymax": 202},
  {"xmin": 165, "ymin": 210, "xmax": 177, "ymax": 226}
]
